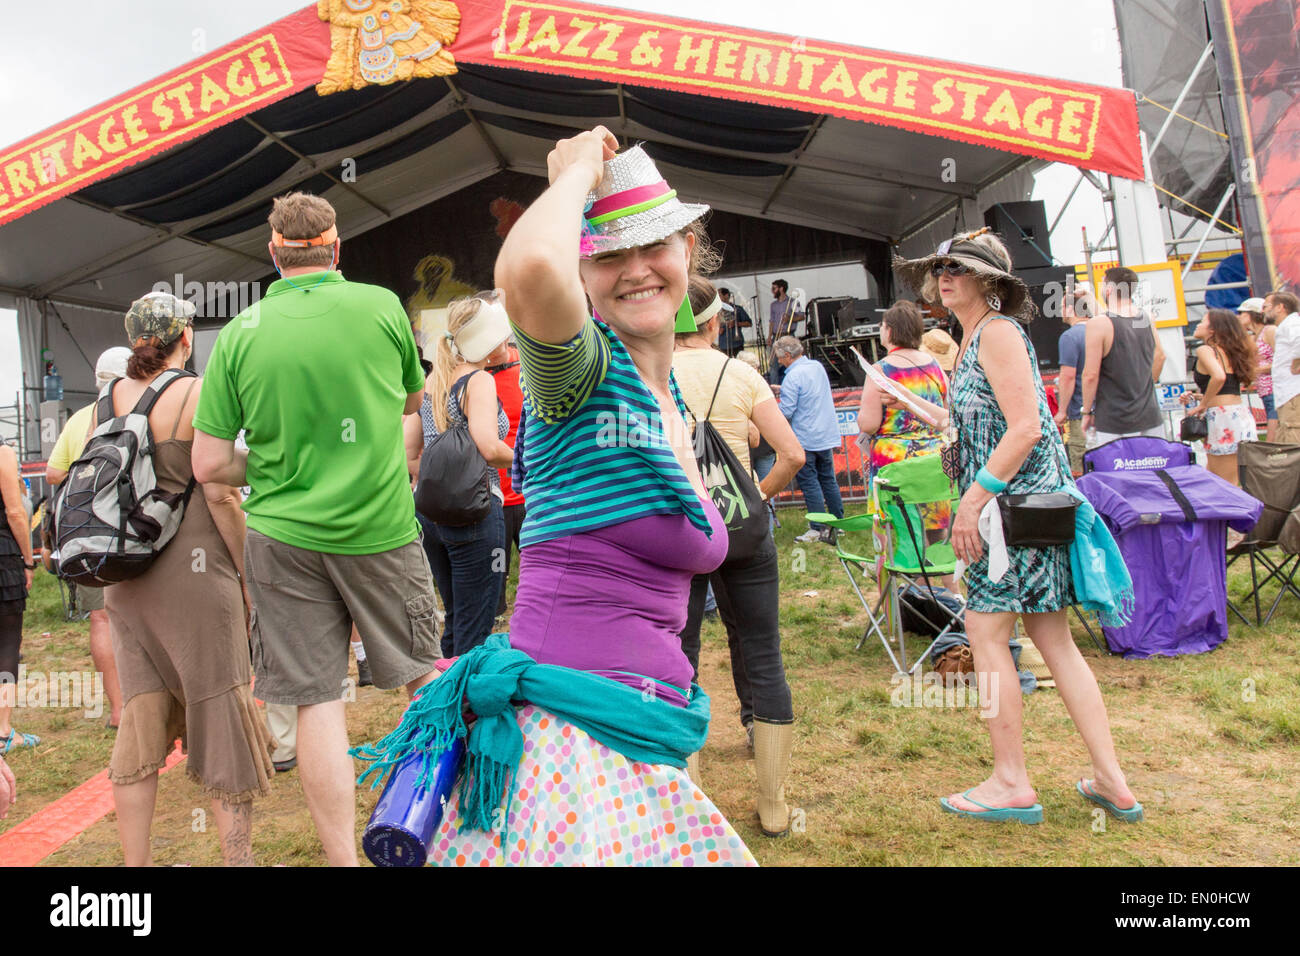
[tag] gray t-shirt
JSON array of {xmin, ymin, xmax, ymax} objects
[{"xmin": 1095, "ymin": 311, "xmax": 1162, "ymax": 433}]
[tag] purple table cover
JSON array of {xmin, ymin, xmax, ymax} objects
[{"xmin": 1076, "ymin": 465, "xmax": 1263, "ymax": 658}]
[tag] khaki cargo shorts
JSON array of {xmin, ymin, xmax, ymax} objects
[{"xmin": 244, "ymin": 529, "xmax": 441, "ymax": 706}]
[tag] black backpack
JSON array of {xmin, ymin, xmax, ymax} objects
[
  {"xmin": 686, "ymin": 359, "xmax": 769, "ymax": 562},
  {"xmin": 414, "ymin": 372, "xmax": 492, "ymax": 526},
  {"xmin": 50, "ymin": 369, "xmax": 197, "ymax": 586}
]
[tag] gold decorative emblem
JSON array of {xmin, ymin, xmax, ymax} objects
[{"xmin": 317, "ymin": 0, "xmax": 460, "ymax": 94}]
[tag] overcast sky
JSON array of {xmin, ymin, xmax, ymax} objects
[{"xmin": 0, "ymin": 0, "xmax": 1124, "ymax": 417}]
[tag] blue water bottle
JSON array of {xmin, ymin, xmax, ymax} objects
[{"xmin": 362, "ymin": 738, "xmax": 466, "ymax": 867}]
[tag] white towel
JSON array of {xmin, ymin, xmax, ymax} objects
[{"xmin": 954, "ymin": 497, "xmax": 1009, "ymax": 583}]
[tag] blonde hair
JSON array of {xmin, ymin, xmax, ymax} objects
[
  {"xmin": 919, "ymin": 228, "xmax": 1015, "ymax": 311},
  {"xmin": 268, "ymin": 192, "xmax": 337, "ymax": 269},
  {"xmin": 427, "ymin": 291, "xmax": 499, "ymax": 432}
]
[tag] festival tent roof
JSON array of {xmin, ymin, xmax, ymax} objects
[{"xmin": 0, "ymin": 0, "xmax": 1142, "ymax": 407}]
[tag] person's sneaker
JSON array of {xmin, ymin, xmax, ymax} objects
[
  {"xmin": 356, "ymin": 658, "xmax": 374, "ymax": 687},
  {"xmin": 794, "ymin": 529, "xmax": 822, "ymax": 543},
  {"xmin": 273, "ymin": 756, "xmax": 297, "ymax": 773},
  {"xmin": 819, "ymin": 528, "xmax": 839, "ymax": 545}
]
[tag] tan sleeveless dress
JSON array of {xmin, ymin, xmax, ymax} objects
[{"xmin": 105, "ymin": 380, "xmax": 274, "ymax": 802}]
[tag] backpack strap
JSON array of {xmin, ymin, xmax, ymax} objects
[
  {"xmin": 96, "ymin": 380, "xmax": 118, "ymax": 429},
  {"xmin": 705, "ymin": 358, "xmax": 731, "ymax": 422},
  {"xmin": 131, "ymin": 368, "xmax": 197, "ymax": 417},
  {"xmin": 169, "ymin": 378, "xmax": 200, "ymax": 440}
]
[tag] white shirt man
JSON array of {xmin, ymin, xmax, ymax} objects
[{"xmin": 1265, "ymin": 292, "xmax": 1300, "ymax": 443}]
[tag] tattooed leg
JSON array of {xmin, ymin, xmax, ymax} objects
[{"xmin": 212, "ymin": 797, "xmax": 254, "ymax": 866}]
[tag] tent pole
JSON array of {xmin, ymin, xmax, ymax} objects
[
  {"xmin": 760, "ymin": 116, "xmax": 826, "ymax": 215},
  {"xmin": 243, "ymin": 117, "xmax": 392, "ymax": 217},
  {"xmin": 443, "ymin": 78, "xmax": 509, "ymax": 172},
  {"xmin": 1048, "ymin": 172, "xmax": 1085, "ymax": 237},
  {"xmin": 1148, "ymin": 41, "xmax": 1215, "ymax": 158},
  {"xmin": 1182, "ymin": 182, "xmax": 1235, "ymax": 281}
]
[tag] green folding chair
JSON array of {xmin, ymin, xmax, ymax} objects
[{"xmin": 809, "ymin": 453, "xmax": 962, "ymax": 674}]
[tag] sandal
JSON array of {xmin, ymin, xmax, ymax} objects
[
  {"xmin": 0, "ymin": 729, "xmax": 40, "ymax": 754},
  {"xmin": 940, "ymin": 788, "xmax": 1043, "ymax": 824},
  {"xmin": 1077, "ymin": 779, "xmax": 1143, "ymax": 823}
]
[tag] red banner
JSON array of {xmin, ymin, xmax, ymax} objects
[
  {"xmin": 0, "ymin": 0, "xmax": 1144, "ymax": 230},
  {"xmin": 0, "ymin": 6, "xmax": 329, "ymax": 228},
  {"xmin": 451, "ymin": 0, "xmax": 1143, "ymax": 178}
]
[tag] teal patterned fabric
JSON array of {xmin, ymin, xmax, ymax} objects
[{"xmin": 951, "ymin": 316, "xmax": 1076, "ymax": 613}]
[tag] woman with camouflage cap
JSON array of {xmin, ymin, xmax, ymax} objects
[{"xmin": 95, "ymin": 292, "xmax": 275, "ymax": 866}]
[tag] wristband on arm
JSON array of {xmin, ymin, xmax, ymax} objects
[{"xmin": 976, "ymin": 466, "xmax": 1008, "ymax": 494}]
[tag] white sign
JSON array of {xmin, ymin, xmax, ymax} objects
[{"xmin": 1157, "ymin": 382, "xmax": 1188, "ymax": 411}]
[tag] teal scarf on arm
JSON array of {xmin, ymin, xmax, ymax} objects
[
  {"xmin": 1061, "ymin": 485, "xmax": 1135, "ymax": 628},
  {"xmin": 350, "ymin": 634, "xmax": 710, "ymax": 834}
]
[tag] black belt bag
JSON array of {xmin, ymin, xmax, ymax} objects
[{"xmin": 997, "ymin": 492, "xmax": 1079, "ymax": 548}]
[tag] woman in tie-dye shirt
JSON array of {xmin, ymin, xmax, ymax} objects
[{"xmin": 858, "ymin": 300, "xmax": 951, "ymax": 533}]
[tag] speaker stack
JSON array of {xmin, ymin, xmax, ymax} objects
[{"xmin": 984, "ymin": 200, "xmax": 1069, "ymax": 369}]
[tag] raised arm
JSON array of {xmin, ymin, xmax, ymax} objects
[{"xmin": 495, "ymin": 127, "xmax": 618, "ymax": 345}]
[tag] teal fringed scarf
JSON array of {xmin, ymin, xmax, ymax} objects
[
  {"xmin": 350, "ymin": 634, "xmax": 710, "ymax": 834},
  {"xmin": 1062, "ymin": 485, "xmax": 1135, "ymax": 628}
]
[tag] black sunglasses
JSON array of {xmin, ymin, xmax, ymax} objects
[{"xmin": 929, "ymin": 260, "xmax": 971, "ymax": 278}]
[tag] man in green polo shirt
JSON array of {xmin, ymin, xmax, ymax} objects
[{"xmin": 192, "ymin": 192, "xmax": 439, "ymax": 867}]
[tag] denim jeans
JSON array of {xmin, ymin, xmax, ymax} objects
[
  {"xmin": 678, "ymin": 533, "xmax": 793, "ymax": 726},
  {"xmin": 419, "ymin": 498, "xmax": 505, "ymax": 657},
  {"xmin": 796, "ymin": 447, "xmax": 844, "ymax": 530}
]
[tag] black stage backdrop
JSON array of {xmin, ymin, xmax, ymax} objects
[{"xmin": 276, "ymin": 169, "xmax": 890, "ymax": 321}]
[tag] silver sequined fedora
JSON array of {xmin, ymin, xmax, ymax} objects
[{"xmin": 582, "ymin": 146, "xmax": 709, "ymax": 255}]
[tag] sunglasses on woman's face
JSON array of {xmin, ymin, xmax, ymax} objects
[{"xmin": 929, "ymin": 260, "xmax": 971, "ymax": 278}]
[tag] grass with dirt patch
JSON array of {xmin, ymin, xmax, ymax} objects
[{"xmin": 3, "ymin": 504, "xmax": 1297, "ymax": 866}]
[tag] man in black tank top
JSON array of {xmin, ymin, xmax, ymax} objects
[{"xmin": 1080, "ymin": 267, "xmax": 1167, "ymax": 446}]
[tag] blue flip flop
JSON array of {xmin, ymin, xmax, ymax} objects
[
  {"xmin": 1077, "ymin": 779, "xmax": 1143, "ymax": 823},
  {"xmin": 0, "ymin": 729, "xmax": 40, "ymax": 754},
  {"xmin": 940, "ymin": 789, "xmax": 1043, "ymax": 824}
]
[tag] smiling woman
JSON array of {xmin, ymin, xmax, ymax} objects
[{"xmin": 355, "ymin": 129, "xmax": 757, "ymax": 866}]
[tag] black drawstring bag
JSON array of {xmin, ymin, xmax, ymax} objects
[
  {"xmin": 688, "ymin": 360, "xmax": 770, "ymax": 562},
  {"xmin": 414, "ymin": 374, "xmax": 492, "ymax": 527}
]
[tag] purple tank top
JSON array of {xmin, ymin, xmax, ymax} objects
[{"xmin": 509, "ymin": 499, "xmax": 728, "ymax": 705}]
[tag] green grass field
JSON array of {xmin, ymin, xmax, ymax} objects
[{"xmin": 3, "ymin": 504, "xmax": 1298, "ymax": 866}]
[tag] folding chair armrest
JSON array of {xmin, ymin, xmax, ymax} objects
[{"xmin": 807, "ymin": 512, "xmax": 873, "ymax": 531}]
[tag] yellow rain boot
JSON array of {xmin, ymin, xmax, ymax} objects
[{"xmin": 753, "ymin": 720, "xmax": 794, "ymax": 837}]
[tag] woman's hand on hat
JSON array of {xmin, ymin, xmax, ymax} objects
[{"xmin": 547, "ymin": 126, "xmax": 618, "ymax": 187}]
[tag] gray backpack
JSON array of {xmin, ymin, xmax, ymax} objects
[{"xmin": 50, "ymin": 368, "xmax": 197, "ymax": 586}]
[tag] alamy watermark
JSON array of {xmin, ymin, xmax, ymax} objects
[
  {"xmin": 1, "ymin": 666, "xmax": 104, "ymax": 719},
  {"xmin": 151, "ymin": 273, "xmax": 260, "ymax": 320},
  {"xmin": 890, "ymin": 669, "xmax": 1000, "ymax": 717}
]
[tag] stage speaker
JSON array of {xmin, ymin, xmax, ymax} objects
[
  {"xmin": 836, "ymin": 298, "xmax": 879, "ymax": 335},
  {"xmin": 1020, "ymin": 267, "xmax": 1071, "ymax": 369},
  {"xmin": 984, "ymin": 201, "xmax": 1053, "ymax": 271},
  {"xmin": 807, "ymin": 297, "xmax": 854, "ymax": 338}
]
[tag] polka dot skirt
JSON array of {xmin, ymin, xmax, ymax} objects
[{"xmin": 428, "ymin": 705, "xmax": 757, "ymax": 866}]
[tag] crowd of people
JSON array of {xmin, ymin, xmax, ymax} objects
[{"xmin": 3, "ymin": 123, "xmax": 1299, "ymax": 860}]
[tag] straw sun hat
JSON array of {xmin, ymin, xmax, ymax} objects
[{"xmin": 893, "ymin": 230, "xmax": 1035, "ymax": 322}]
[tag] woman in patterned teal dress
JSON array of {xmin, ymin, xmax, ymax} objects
[{"xmin": 893, "ymin": 230, "xmax": 1143, "ymax": 825}]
